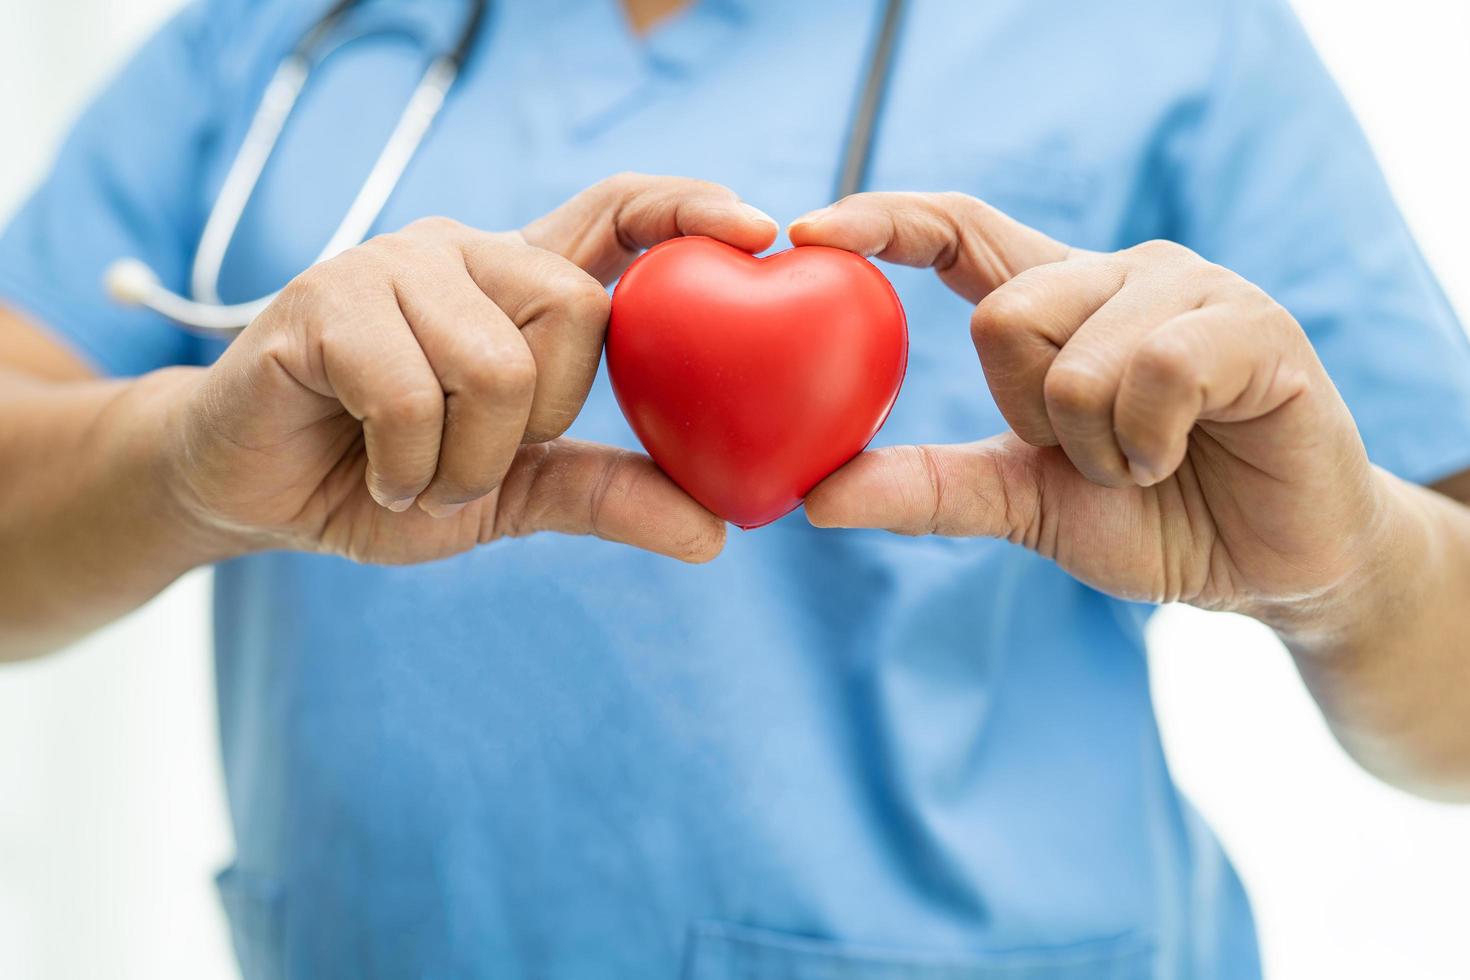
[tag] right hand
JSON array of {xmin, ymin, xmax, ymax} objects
[{"xmin": 164, "ymin": 174, "xmax": 777, "ymax": 565}]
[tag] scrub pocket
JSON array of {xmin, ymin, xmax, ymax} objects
[
  {"xmin": 215, "ymin": 864, "xmax": 288, "ymax": 980},
  {"xmin": 682, "ymin": 921, "xmax": 1156, "ymax": 980}
]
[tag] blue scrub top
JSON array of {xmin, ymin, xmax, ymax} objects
[{"xmin": 6, "ymin": 1, "xmax": 1470, "ymax": 977}]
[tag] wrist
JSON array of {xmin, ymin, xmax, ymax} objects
[
  {"xmin": 1259, "ymin": 467, "xmax": 1430, "ymax": 655},
  {"xmin": 122, "ymin": 366, "xmax": 259, "ymax": 567}
]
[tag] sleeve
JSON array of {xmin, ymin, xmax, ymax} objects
[
  {"xmin": 0, "ymin": 1, "xmax": 248, "ymax": 377},
  {"xmin": 1172, "ymin": 0, "xmax": 1470, "ymax": 486}
]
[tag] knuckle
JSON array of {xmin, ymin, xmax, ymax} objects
[
  {"xmin": 556, "ymin": 273, "xmax": 613, "ymax": 324},
  {"xmin": 587, "ymin": 451, "xmax": 633, "ymax": 530},
  {"xmin": 459, "ymin": 236, "xmax": 513, "ymax": 275},
  {"xmin": 456, "ymin": 337, "xmax": 538, "ymax": 404},
  {"xmin": 477, "ymin": 229, "xmax": 526, "ymax": 249},
  {"xmin": 1043, "ymin": 363, "xmax": 1112, "ymax": 420},
  {"xmin": 374, "ymin": 386, "xmax": 443, "ymax": 431},
  {"xmin": 680, "ymin": 176, "xmax": 730, "ymax": 200},
  {"xmin": 486, "ymin": 343, "xmax": 539, "ymax": 399},
  {"xmin": 1253, "ymin": 290, "xmax": 1300, "ymax": 333},
  {"xmin": 934, "ymin": 191, "xmax": 990, "ymax": 231},
  {"xmin": 935, "ymin": 190, "xmax": 981, "ymax": 215},
  {"xmin": 912, "ymin": 444, "xmax": 949, "ymax": 536},
  {"xmin": 454, "ymin": 348, "xmax": 502, "ymax": 396},
  {"xmin": 362, "ymin": 230, "xmax": 440, "ymax": 268},
  {"xmin": 1203, "ymin": 261, "xmax": 1241, "ymax": 289},
  {"xmin": 1127, "ymin": 238, "xmax": 1195, "ymax": 265},
  {"xmin": 325, "ymin": 247, "xmax": 384, "ymax": 279},
  {"xmin": 515, "ymin": 255, "xmax": 612, "ymax": 326},
  {"xmin": 972, "ymin": 281, "xmax": 1047, "ymax": 346},
  {"xmin": 281, "ymin": 262, "xmax": 332, "ymax": 307},
  {"xmin": 968, "ymin": 302, "xmax": 1004, "ymax": 351},
  {"xmin": 254, "ymin": 327, "xmax": 293, "ymax": 363},
  {"xmin": 402, "ymin": 215, "xmax": 467, "ymax": 240},
  {"xmin": 1132, "ymin": 334, "xmax": 1200, "ymax": 390},
  {"xmin": 599, "ymin": 171, "xmax": 647, "ymax": 198},
  {"xmin": 361, "ymin": 230, "xmax": 414, "ymax": 258},
  {"xmin": 280, "ymin": 260, "xmax": 368, "ymax": 328},
  {"xmin": 337, "ymin": 242, "xmax": 424, "ymax": 295}
]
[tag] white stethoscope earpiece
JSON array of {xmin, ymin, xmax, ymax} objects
[
  {"xmin": 105, "ymin": 0, "xmax": 487, "ymax": 338},
  {"xmin": 104, "ymin": 256, "xmax": 278, "ymax": 334},
  {"xmin": 103, "ymin": 258, "xmax": 159, "ymax": 307}
]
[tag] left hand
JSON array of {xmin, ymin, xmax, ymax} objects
[
  {"xmin": 171, "ymin": 175, "xmax": 775, "ymax": 567},
  {"xmin": 789, "ymin": 193, "xmax": 1386, "ymax": 624}
]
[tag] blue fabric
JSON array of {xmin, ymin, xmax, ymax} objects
[{"xmin": 5, "ymin": 0, "xmax": 1470, "ymax": 976}]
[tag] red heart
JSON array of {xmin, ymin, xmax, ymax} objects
[{"xmin": 608, "ymin": 236, "xmax": 908, "ymax": 529}]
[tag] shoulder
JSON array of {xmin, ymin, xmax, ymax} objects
[
  {"xmin": 901, "ymin": 0, "xmax": 1261, "ymax": 86},
  {"xmin": 896, "ymin": 0, "xmax": 1243, "ymax": 98},
  {"xmin": 891, "ymin": 0, "xmax": 1254, "ymax": 144}
]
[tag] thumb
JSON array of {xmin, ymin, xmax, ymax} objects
[
  {"xmin": 788, "ymin": 192, "xmax": 1071, "ymax": 304},
  {"xmin": 495, "ymin": 438, "xmax": 726, "ymax": 562},
  {"xmin": 522, "ymin": 173, "xmax": 778, "ymax": 285},
  {"xmin": 804, "ymin": 434, "xmax": 1045, "ymax": 539}
]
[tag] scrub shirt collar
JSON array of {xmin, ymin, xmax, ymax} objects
[{"xmin": 524, "ymin": 0, "xmax": 754, "ymax": 134}]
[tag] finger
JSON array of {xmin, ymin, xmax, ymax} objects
[
  {"xmin": 459, "ymin": 238, "xmax": 610, "ymax": 441},
  {"xmin": 804, "ymin": 435, "xmax": 1044, "ymax": 539},
  {"xmin": 1114, "ymin": 299, "xmax": 1314, "ymax": 486},
  {"xmin": 493, "ymin": 438, "xmax": 727, "ymax": 562},
  {"xmin": 971, "ymin": 257, "xmax": 1125, "ymax": 446},
  {"xmin": 301, "ymin": 266, "xmax": 444, "ymax": 511},
  {"xmin": 788, "ymin": 191, "xmax": 1071, "ymax": 303},
  {"xmin": 1041, "ymin": 281, "xmax": 1190, "ymax": 487},
  {"xmin": 393, "ymin": 270, "xmax": 537, "ymax": 518},
  {"xmin": 522, "ymin": 172, "xmax": 779, "ymax": 284}
]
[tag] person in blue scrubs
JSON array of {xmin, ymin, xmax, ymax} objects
[{"xmin": 4, "ymin": 1, "xmax": 1470, "ymax": 977}]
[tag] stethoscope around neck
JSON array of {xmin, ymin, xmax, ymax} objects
[{"xmin": 105, "ymin": 0, "xmax": 906, "ymax": 337}]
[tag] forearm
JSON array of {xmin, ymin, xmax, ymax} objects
[
  {"xmin": 0, "ymin": 366, "xmax": 240, "ymax": 659},
  {"xmin": 1268, "ymin": 468, "xmax": 1470, "ymax": 801}
]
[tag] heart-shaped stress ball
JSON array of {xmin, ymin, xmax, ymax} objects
[{"xmin": 608, "ymin": 236, "xmax": 908, "ymax": 529}]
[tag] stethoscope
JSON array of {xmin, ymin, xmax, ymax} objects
[{"xmin": 106, "ymin": 0, "xmax": 906, "ymax": 337}]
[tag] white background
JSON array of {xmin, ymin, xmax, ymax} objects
[{"xmin": 1, "ymin": 2, "xmax": 1467, "ymax": 978}]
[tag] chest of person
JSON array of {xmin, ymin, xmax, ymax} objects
[{"xmin": 198, "ymin": 0, "xmax": 1173, "ymax": 448}]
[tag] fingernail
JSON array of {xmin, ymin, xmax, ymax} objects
[
  {"xmin": 381, "ymin": 496, "xmax": 415, "ymax": 513},
  {"xmin": 419, "ymin": 500, "xmax": 467, "ymax": 519},
  {"xmin": 737, "ymin": 202, "xmax": 777, "ymax": 227},
  {"xmin": 790, "ymin": 206, "xmax": 834, "ymax": 228},
  {"xmin": 804, "ymin": 507, "xmax": 837, "ymax": 528},
  {"xmin": 1128, "ymin": 459, "xmax": 1163, "ymax": 487}
]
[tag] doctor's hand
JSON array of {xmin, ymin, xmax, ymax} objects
[
  {"xmin": 166, "ymin": 174, "xmax": 777, "ymax": 565},
  {"xmin": 788, "ymin": 193, "xmax": 1385, "ymax": 627}
]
